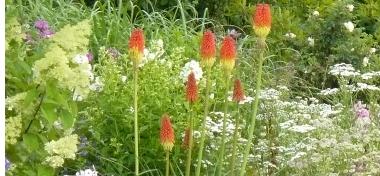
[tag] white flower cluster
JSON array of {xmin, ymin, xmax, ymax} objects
[
  {"xmin": 307, "ymin": 37, "xmax": 314, "ymax": 46},
  {"xmin": 319, "ymin": 88, "xmax": 339, "ymax": 96},
  {"xmin": 328, "ymin": 63, "xmax": 360, "ymax": 77},
  {"xmin": 75, "ymin": 166, "xmax": 98, "ymax": 176},
  {"xmin": 139, "ymin": 39, "xmax": 165, "ymax": 67},
  {"xmin": 44, "ymin": 134, "xmax": 79, "ymax": 168},
  {"xmin": 343, "ymin": 21, "xmax": 355, "ymax": 32},
  {"xmin": 361, "ymin": 71, "xmax": 380, "ymax": 80},
  {"xmin": 285, "ymin": 32, "xmax": 296, "ymax": 39},
  {"xmin": 179, "ymin": 60, "xmax": 203, "ymax": 83},
  {"xmin": 346, "ymin": 4, "xmax": 354, "ymax": 12}
]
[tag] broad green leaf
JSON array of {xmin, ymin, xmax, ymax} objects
[
  {"xmin": 23, "ymin": 133, "xmax": 40, "ymax": 151},
  {"xmin": 37, "ymin": 165, "xmax": 54, "ymax": 176},
  {"xmin": 61, "ymin": 109, "xmax": 75, "ymax": 129},
  {"xmin": 24, "ymin": 88, "xmax": 38, "ymax": 107},
  {"xmin": 41, "ymin": 103, "xmax": 57, "ymax": 126}
]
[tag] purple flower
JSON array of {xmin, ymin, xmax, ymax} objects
[
  {"xmin": 34, "ymin": 19, "xmax": 54, "ymax": 38},
  {"xmin": 86, "ymin": 52, "xmax": 94, "ymax": 62},
  {"xmin": 39, "ymin": 29, "xmax": 54, "ymax": 38},
  {"xmin": 5, "ymin": 158, "xmax": 10, "ymax": 171},
  {"xmin": 34, "ymin": 20, "xmax": 50, "ymax": 31},
  {"xmin": 354, "ymin": 101, "xmax": 370, "ymax": 119}
]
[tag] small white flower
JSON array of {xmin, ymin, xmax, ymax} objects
[
  {"xmin": 312, "ymin": 11, "xmax": 319, "ymax": 16},
  {"xmin": 329, "ymin": 63, "xmax": 360, "ymax": 77},
  {"xmin": 350, "ymin": 48, "xmax": 355, "ymax": 51},
  {"xmin": 362, "ymin": 57, "xmax": 369, "ymax": 67},
  {"xmin": 289, "ymin": 124, "xmax": 315, "ymax": 133},
  {"xmin": 179, "ymin": 60, "xmax": 203, "ymax": 82},
  {"xmin": 121, "ymin": 75, "xmax": 127, "ymax": 83},
  {"xmin": 285, "ymin": 32, "xmax": 296, "ymax": 39},
  {"xmin": 89, "ymin": 77, "xmax": 104, "ymax": 92},
  {"xmin": 343, "ymin": 21, "xmax": 355, "ymax": 32},
  {"xmin": 319, "ymin": 88, "xmax": 339, "ymax": 96},
  {"xmin": 73, "ymin": 54, "xmax": 89, "ymax": 64},
  {"xmin": 346, "ymin": 4, "xmax": 354, "ymax": 12},
  {"xmin": 307, "ymin": 37, "xmax": 314, "ymax": 46},
  {"xmin": 369, "ymin": 48, "xmax": 377, "ymax": 54},
  {"xmin": 209, "ymin": 93, "xmax": 214, "ymax": 99}
]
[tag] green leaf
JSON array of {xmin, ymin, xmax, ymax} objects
[
  {"xmin": 37, "ymin": 165, "xmax": 54, "ymax": 176},
  {"xmin": 46, "ymin": 81, "xmax": 69, "ymax": 109},
  {"xmin": 61, "ymin": 109, "xmax": 75, "ymax": 129},
  {"xmin": 23, "ymin": 134, "xmax": 40, "ymax": 151},
  {"xmin": 24, "ymin": 88, "xmax": 38, "ymax": 107},
  {"xmin": 41, "ymin": 103, "xmax": 57, "ymax": 126}
]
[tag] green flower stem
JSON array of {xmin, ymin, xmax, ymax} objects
[
  {"xmin": 239, "ymin": 40, "xmax": 265, "ymax": 176},
  {"xmin": 185, "ymin": 103, "xmax": 194, "ymax": 176},
  {"xmin": 216, "ymin": 75, "xmax": 231, "ymax": 176},
  {"xmin": 195, "ymin": 66, "xmax": 212, "ymax": 176},
  {"xmin": 230, "ymin": 104, "xmax": 241, "ymax": 175},
  {"xmin": 133, "ymin": 64, "xmax": 139, "ymax": 176},
  {"xmin": 166, "ymin": 151, "xmax": 170, "ymax": 176}
]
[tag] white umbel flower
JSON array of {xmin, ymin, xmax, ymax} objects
[
  {"xmin": 343, "ymin": 21, "xmax": 355, "ymax": 32},
  {"xmin": 75, "ymin": 166, "xmax": 98, "ymax": 176},
  {"xmin": 362, "ymin": 57, "xmax": 369, "ymax": 67},
  {"xmin": 312, "ymin": 11, "xmax": 319, "ymax": 17},
  {"xmin": 307, "ymin": 37, "xmax": 315, "ymax": 46},
  {"xmin": 369, "ymin": 48, "xmax": 377, "ymax": 54},
  {"xmin": 346, "ymin": 4, "xmax": 354, "ymax": 12}
]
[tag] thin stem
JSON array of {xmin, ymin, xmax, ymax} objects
[
  {"xmin": 24, "ymin": 90, "xmax": 45, "ymax": 134},
  {"xmin": 166, "ymin": 151, "xmax": 170, "ymax": 176},
  {"xmin": 230, "ymin": 104, "xmax": 241, "ymax": 175},
  {"xmin": 216, "ymin": 75, "xmax": 230, "ymax": 176},
  {"xmin": 176, "ymin": 0, "xmax": 187, "ymax": 35},
  {"xmin": 195, "ymin": 66, "xmax": 212, "ymax": 176},
  {"xmin": 133, "ymin": 64, "xmax": 139, "ymax": 176},
  {"xmin": 185, "ymin": 103, "xmax": 194, "ymax": 176},
  {"xmin": 239, "ymin": 41, "xmax": 265, "ymax": 176}
]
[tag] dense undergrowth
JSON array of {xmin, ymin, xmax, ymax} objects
[{"xmin": 5, "ymin": 0, "xmax": 380, "ymax": 175}]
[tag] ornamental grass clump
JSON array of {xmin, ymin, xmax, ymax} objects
[
  {"xmin": 128, "ymin": 28, "xmax": 145, "ymax": 176},
  {"xmin": 240, "ymin": 3, "xmax": 272, "ymax": 176},
  {"xmin": 196, "ymin": 30, "xmax": 216, "ymax": 176},
  {"xmin": 216, "ymin": 35, "xmax": 237, "ymax": 176},
  {"xmin": 160, "ymin": 114, "xmax": 175, "ymax": 176},
  {"xmin": 185, "ymin": 72, "xmax": 198, "ymax": 176}
]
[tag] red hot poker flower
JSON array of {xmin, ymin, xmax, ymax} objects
[
  {"xmin": 220, "ymin": 36, "xmax": 236, "ymax": 74},
  {"xmin": 128, "ymin": 28, "xmax": 145, "ymax": 64},
  {"xmin": 253, "ymin": 3, "xmax": 272, "ymax": 39},
  {"xmin": 160, "ymin": 114, "xmax": 175, "ymax": 152},
  {"xmin": 233, "ymin": 79, "xmax": 245, "ymax": 102},
  {"xmin": 200, "ymin": 30, "xmax": 216, "ymax": 67},
  {"xmin": 186, "ymin": 72, "xmax": 198, "ymax": 103}
]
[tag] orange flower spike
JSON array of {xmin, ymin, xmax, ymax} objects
[
  {"xmin": 200, "ymin": 30, "xmax": 216, "ymax": 67},
  {"xmin": 233, "ymin": 79, "xmax": 245, "ymax": 102},
  {"xmin": 220, "ymin": 36, "xmax": 237, "ymax": 74},
  {"xmin": 160, "ymin": 114, "xmax": 175, "ymax": 152},
  {"xmin": 186, "ymin": 72, "xmax": 198, "ymax": 103},
  {"xmin": 253, "ymin": 3, "xmax": 272, "ymax": 39},
  {"xmin": 128, "ymin": 28, "xmax": 145, "ymax": 64}
]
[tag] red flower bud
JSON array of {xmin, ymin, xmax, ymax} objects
[
  {"xmin": 233, "ymin": 79, "xmax": 245, "ymax": 102},
  {"xmin": 186, "ymin": 72, "xmax": 198, "ymax": 103},
  {"xmin": 160, "ymin": 114, "xmax": 175, "ymax": 152}
]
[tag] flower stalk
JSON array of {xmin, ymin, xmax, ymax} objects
[
  {"xmin": 185, "ymin": 72, "xmax": 198, "ymax": 176},
  {"xmin": 196, "ymin": 30, "xmax": 216, "ymax": 176},
  {"xmin": 216, "ymin": 76, "xmax": 230, "ymax": 176},
  {"xmin": 239, "ymin": 44, "xmax": 265, "ymax": 176},
  {"xmin": 195, "ymin": 66, "xmax": 211, "ymax": 176},
  {"xmin": 166, "ymin": 151, "xmax": 170, "ymax": 176},
  {"xmin": 128, "ymin": 28, "xmax": 145, "ymax": 176},
  {"xmin": 216, "ymin": 36, "xmax": 236, "ymax": 176}
]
